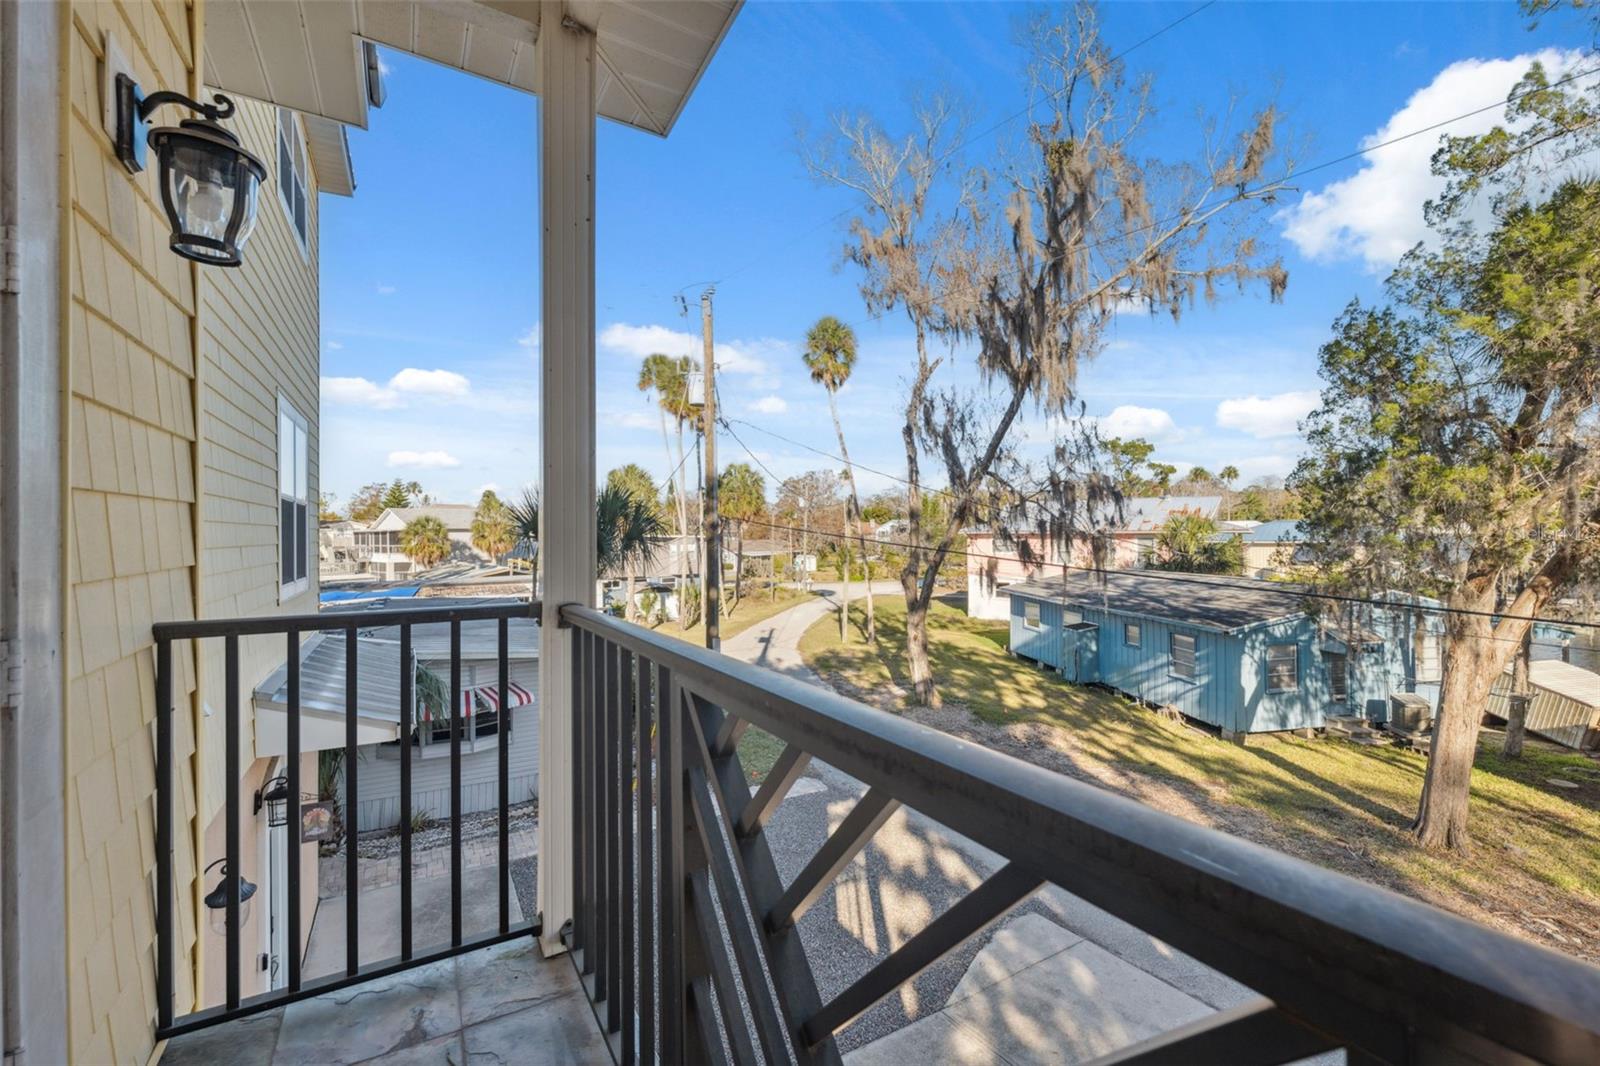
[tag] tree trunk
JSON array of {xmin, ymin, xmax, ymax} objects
[
  {"xmin": 1413, "ymin": 588, "xmax": 1514, "ymax": 850},
  {"xmin": 1503, "ymin": 628, "xmax": 1532, "ymax": 758},
  {"xmin": 624, "ymin": 566, "xmax": 636, "ymax": 623},
  {"xmin": 839, "ymin": 539, "xmax": 851, "ymax": 643},
  {"xmin": 901, "ymin": 571, "xmax": 940, "ymax": 708},
  {"xmin": 828, "ymin": 389, "xmax": 875, "ymax": 644},
  {"xmin": 732, "ymin": 521, "xmax": 745, "ymax": 614}
]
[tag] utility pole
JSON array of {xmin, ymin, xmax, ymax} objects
[{"xmin": 700, "ymin": 287, "xmax": 720, "ymax": 650}]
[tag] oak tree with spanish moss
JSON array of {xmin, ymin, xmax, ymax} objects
[{"xmin": 807, "ymin": 1, "xmax": 1292, "ymax": 706}]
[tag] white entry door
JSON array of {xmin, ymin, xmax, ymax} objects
[{"xmin": 266, "ymin": 816, "xmax": 289, "ymax": 990}]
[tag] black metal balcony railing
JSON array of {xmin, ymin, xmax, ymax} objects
[
  {"xmin": 560, "ymin": 603, "xmax": 1600, "ymax": 1066},
  {"xmin": 150, "ymin": 599, "xmax": 1600, "ymax": 1063},
  {"xmin": 150, "ymin": 600, "xmax": 542, "ymax": 1037}
]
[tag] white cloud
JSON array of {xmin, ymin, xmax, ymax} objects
[
  {"xmin": 1215, "ymin": 390, "xmax": 1319, "ymax": 438},
  {"xmin": 322, "ymin": 368, "xmax": 470, "ymax": 409},
  {"xmin": 1096, "ymin": 404, "xmax": 1181, "ymax": 442},
  {"xmin": 475, "ymin": 482, "xmax": 503, "ymax": 497},
  {"xmin": 323, "ymin": 376, "xmax": 401, "ymax": 409},
  {"xmin": 388, "ymin": 450, "xmax": 460, "ymax": 469},
  {"xmin": 326, "ymin": 339, "xmax": 344, "ymax": 351},
  {"xmin": 388, "ymin": 367, "xmax": 470, "ymax": 398},
  {"xmin": 1281, "ymin": 49, "xmax": 1585, "ymax": 271},
  {"xmin": 518, "ymin": 325, "xmax": 539, "ymax": 356},
  {"xmin": 603, "ymin": 409, "xmax": 660, "ymax": 431},
  {"xmin": 376, "ymin": 284, "xmax": 397, "ymax": 295},
  {"xmin": 749, "ymin": 395, "xmax": 788, "ymax": 415},
  {"xmin": 599, "ymin": 322, "xmax": 781, "ymax": 375}
]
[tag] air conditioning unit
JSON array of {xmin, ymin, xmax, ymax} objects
[{"xmin": 1390, "ymin": 692, "xmax": 1431, "ymax": 733}]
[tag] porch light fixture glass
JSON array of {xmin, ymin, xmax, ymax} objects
[
  {"xmin": 255, "ymin": 775, "xmax": 291, "ymax": 827},
  {"xmin": 113, "ymin": 75, "xmax": 266, "ymax": 267},
  {"xmin": 201, "ymin": 859, "xmax": 257, "ymax": 935}
]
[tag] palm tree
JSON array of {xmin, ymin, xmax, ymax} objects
[
  {"xmin": 638, "ymin": 353, "xmax": 696, "ymax": 607},
  {"xmin": 804, "ymin": 315, "xmax": 874, "ymax": 643},
  {"xmin": 597, "ymin": 482, "xmax": 666, "ymax": 620},
  {"xmin": 399, "ymin": 515, "xmax": 451, "ymax": 571},
  {"xmin": 503, "ymin": 485, "xmax": 664, "ymax": 617},
  {"xmin": 507, "ymin": 488, "xmax": 541, "ymax": 596},
  {"xmin": 471, "ymin": 490, "xmax": 515, "ymax": 561},
  {"xmin": 1218, "ymin": 464, "xmax": 1240, "ymax": 520},
  {"xmin": 717, "ymin": 463, "xmax": 766, "ymax": 611}
]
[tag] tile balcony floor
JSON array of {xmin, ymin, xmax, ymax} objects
[{"xmin": 160, "ymin": 939, "xmax": 609, "ymax": 1066}]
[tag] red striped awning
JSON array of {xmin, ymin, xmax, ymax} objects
[{"xmin": 419, "ymin": 681, "xmax": 534, "ymax": 722}]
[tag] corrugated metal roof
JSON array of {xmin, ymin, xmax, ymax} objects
[
  {"xmin": 254, "ymin": 599, "xmax": 539, "ymax": 720},
  {"xmin": 1005, "ymin": 571, "xmax": 1308, "ymax": 632},
  {"xmin": 1531, "ymin": 660, "xmax": 1600, "ymax": 709},
  {"xmin": 254, "ymin": 631, "xmax": 406, "ymax": 723}
]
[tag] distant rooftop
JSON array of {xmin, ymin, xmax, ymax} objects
[
  {"xmin": 1004, "ymin": 570, "xmax": 1310, "ymax": 632},
  {"xmin": 1235, "ymin": 520, "xmax": 1308, "ymax": 544}
]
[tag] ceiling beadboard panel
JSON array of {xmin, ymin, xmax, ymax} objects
[{"xmin": 205, "ymin": 0, "xmax": 740, "ymax": 137}]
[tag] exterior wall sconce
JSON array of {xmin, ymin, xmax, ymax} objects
[
  {"xmin": 254, "ymin": 775, "xmax": 291, "ymax": 828},
  {"xmin": 201, "ymin": 858, "xmax": 257, "ymax": 935},
  {"xmin": 112, "ymin": 74, "xmax": 266, "ymax": 267}
]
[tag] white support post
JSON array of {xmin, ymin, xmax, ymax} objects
[{"xmin": 535, "ymin": 1, "xmax": 597, "ymax": 957}]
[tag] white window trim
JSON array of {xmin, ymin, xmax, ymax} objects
[
  {"xmin": 1169, "ymin": 631, "xmax": 1197, "ymax": 681},
  {"xmin": 1266, "ymin": 642, "xmax": 1300, "ymax": 694},
  {"xmin": 1415, "ymin": 627, "xmax": 1442, "ymax": 684},
  {"xmin": 276, "ymin": 108, "xmax": 310, "ymax": 260},
  {"xmin": 1022, "ymin": 601, "xmax": 1042, "ymax": 630},
  {"xmin": 278, "ymin": 395, "xmax": 311, "ymax": 603},
  {"xmin": 1124, "ymin": 623, "xmax": 1141, "ymax": 648}
]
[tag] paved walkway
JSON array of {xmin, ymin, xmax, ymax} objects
[
  {"xmin": 716, "ymin": 587, "xmax": 1306, "ymax": 1063},
  {"xmin": 720, "ymin": 580, "xmax": 900, "ymax": 684}
]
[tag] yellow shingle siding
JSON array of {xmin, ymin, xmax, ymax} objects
[
  {"xmin": 65, "ymin": 2, "xmax": 323, "ymax": 1059},
  {"xmin": 196, "ymin": 92, "xmax": 321, "ymax": 827},
  {"xmin": 67, "ymin": 3, "xmax": 200, "ymax": 1062}
]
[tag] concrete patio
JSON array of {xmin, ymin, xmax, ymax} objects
[{"xmin": 159, "ymin": 937, "xmax": 606, "ymax": 1066}]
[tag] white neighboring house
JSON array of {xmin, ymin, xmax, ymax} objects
[
  {"xmin": 354, "ymin": 504, "xmax": 492, "ymax": 580},
  {"xmin": 253, "ymin": 600, "xmax": 541, "ymax": 832}
]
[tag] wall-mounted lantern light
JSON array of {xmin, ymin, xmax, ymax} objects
[
  {"xmin": 201, "ymin": 859, "xmax": 257, "ymax": 935},
  {"xmin": 254, "ymin": 775, "xmax": 291, "ymax": 828},
  {"xmin": 112, "ymin": 74, "xmax": 266, "ymax": 267}
]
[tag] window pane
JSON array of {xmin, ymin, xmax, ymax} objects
[
  {"xmin": 1326, "ymin": 653, "xmax": 1348, "ymax": 700},
  {"xmin": 281, "ymin": 498, "xmax": 295, "ymax": 585},
  {"xmin": 1124, "ymin": 623, "xmax": 1140, "ymax": 647},
  {"xmin": 1170, "ymin": 633, "xmax": 1196, "ymax": 679},
  {"xmin": 278, "ymin": 131, "xmax": 292, "ymax": 213},
  {"xmin": 294, "ymin": 182, "xmax": 306, "ymax": 241},
  {"xmin": 1024, "ymin": 601, "xmax": 1040, "ymax": 628},
  {"xmin": 294, "ymin": 423, "xmax": 308, "ymax": 499},
  {"xmin": 278, "ymin": 409, "xmax": 294, "ymax": 495},
  {"xmin": 1267, "ymin": 644, "xmax": 1298, "ymax": 691},
  {"xmin": 295, "ymin": 501, "xmax": 308, "ymax": 580}
]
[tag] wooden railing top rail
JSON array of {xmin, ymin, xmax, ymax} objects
[{"xmin": 561, "ymin": 602, "xmax": 1600, "ymax": 1065}]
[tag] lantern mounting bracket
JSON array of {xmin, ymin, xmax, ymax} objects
[{"xmin": 112, "ymin": 73, "xmax": 239, "ymax": 174}]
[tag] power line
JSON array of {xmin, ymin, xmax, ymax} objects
[
  {"xmin": 688, "ymin": 1, "xmax": 1220, "ymax": 294},
  {"xmin": 734, "ymin": 514, "xmax": 1600, "ymax": 638}
]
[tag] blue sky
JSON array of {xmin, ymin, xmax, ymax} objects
[{"xmin": 315, "ymin": 0, "xmax": 1591, "ymax": 508}]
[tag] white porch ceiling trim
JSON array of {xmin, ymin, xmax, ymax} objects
[{"xmin": 203, "ymin": 0, "xmax": 742, "ymax": 138}]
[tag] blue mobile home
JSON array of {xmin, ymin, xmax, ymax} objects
[{"xmin": 1006, "ymin": 572, "xmax": 1442, "ymax": 735}]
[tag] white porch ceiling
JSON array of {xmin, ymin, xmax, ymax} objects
[{"xmin": 203, "ymin": 0, "xmax": 742, "ymax": 137}]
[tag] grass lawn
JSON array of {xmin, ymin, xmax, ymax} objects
[
  {"xmin": 648, "ymin": 585, "xmax": 820, "ymax": 781},
  {"xmin": 800, "ymin": 594, "xmax": 1600, "ymax": 961},
  {"xmin": 645, "ymin": 585, "xmax": 817, "ymax": 649}
]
